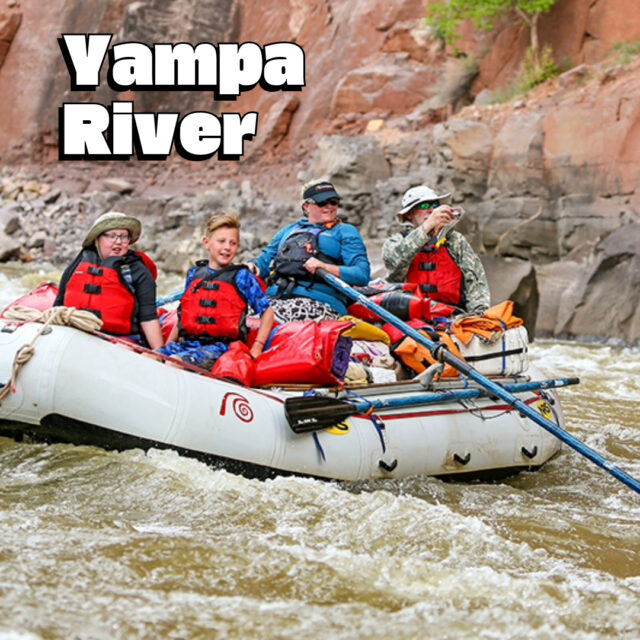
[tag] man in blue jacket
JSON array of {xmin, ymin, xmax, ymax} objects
[{"xmin": 248, "ymin": 180, "xmax": 371, "ymax": 322}]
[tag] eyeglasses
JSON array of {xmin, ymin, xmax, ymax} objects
[
  {"xmin": 316, "ymin": 198, "xmax": 340, "ymax": 207},
  {"xmin": 101, "ymin": 232, "xmax": 131, "ymax": 243},
  {"xmin": 418, "ymin": 201, "xmax": 440, "ymax": 210}
]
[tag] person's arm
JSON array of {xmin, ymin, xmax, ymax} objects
[
  {"xmin": 54, "ymin": 256, "xmax": 81, "ymax": 306},
  {"xmin": 141, "ymin": 319, "xmax": 164, "ymax": 350},
  {"xmin": 381, "ymin": 227, "xmax": 429, "ymax": 282},
  {"xmin": 250, "ymin": 226, "xmax": 289, "ymax": 278},
  {"xmin": 130, "ymin": 260, "xmax": 165, "ymax": 348},
  {"xmin": 303, "ymin": 257, "xmax": 341, "ymax": 277},
  {"xmin": 447, "ymin": 233, "xmax": 491, "ymax": 314},
  {"xmin": 304, "ymin": 225, "xmax": 370, "ymax": 285},
  {"xmin": 336, "ymin": 226, "xmax": 370, "ymax": 286},
  {"xmin": 163, "ymin": 322, "xmax": 179, "ymax": 346},
  {"xmin": 250, "ymin": 307, "xmax": 274, "ymax": 359},
  {"xmin": 236, "ymin": 269, "xmax": 274, "ymax": 358}
]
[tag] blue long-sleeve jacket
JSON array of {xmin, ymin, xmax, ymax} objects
[{"xmin": 253, "ymin": 218, "xmax": 371, "ymax": 315}]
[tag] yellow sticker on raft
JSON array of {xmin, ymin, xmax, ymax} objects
[
  {"xmin": 537, "ymin": 399, "xmax": 552, "ymax": 420},
  {"xmin": 325, "ymin": 421, "xmax": 351, "ymax": 435}
]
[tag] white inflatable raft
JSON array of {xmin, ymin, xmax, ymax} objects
[{"xmin": 0, "ymin": 319, "xmax": 567, "ymax": 482}]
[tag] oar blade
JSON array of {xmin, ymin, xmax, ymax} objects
[{"xmin": 284, "ymin": 395, "xmax": 356, "ymax": 434}]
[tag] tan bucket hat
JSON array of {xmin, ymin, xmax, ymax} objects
[{"xmin": 82, "ymin": 211, "xmax": 142, "ymax": 247}]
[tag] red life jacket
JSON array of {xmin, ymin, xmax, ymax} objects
[
  {"xmin": 405, "ymin": 242, "xmax": 463, "ymax": 307},
  {"xmin": 178, "ymin": 263, "xmax": 249, "ymax": 342},
  {"xmin": 62, "ymin": 249, "xmax": 155, "ymax": 335}
]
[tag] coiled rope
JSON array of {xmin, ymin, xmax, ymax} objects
[{"xmin": 0, "ymin": 306, "xmax": 103, "ymax": 403}]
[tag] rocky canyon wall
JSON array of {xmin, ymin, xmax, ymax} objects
[{"xmin": 0, "ymin": 0, "xmax": 639, "ymax": 344}]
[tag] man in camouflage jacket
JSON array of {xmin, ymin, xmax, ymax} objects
[{"xmin": 382, "ymin": 185, "xmax": 490, "ymax": 315}]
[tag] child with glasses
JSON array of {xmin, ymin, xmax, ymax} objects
[{"xmin": 54, "ymin": 211, "xmax": 164, "ymax": 349}]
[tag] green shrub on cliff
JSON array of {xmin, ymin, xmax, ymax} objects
[
  {"xmin": 611, "ymin": 40, "xmax": 640, "ymax": 65},
  {"xmin": 517, "ymin": 44, "xmax": 559, "ymax": 90},
  {"xmin": 425, "ymin": 0, "xmax": 559, "ymax": 87}
]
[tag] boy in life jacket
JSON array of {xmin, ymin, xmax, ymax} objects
[
  {"xmin": 159, "ymin": 212, "xmax": 274, "ymax": 370},
  {"xmin": 382, "ymin": 185, "xmax": 490, "ymax": 317},
  {"xmin": 54, "ymin": 211, "xmax": 164, "ymax": 349},
  {"xmin": 246, "ymin": 179, "xmax": 370, "ymax": 323}
]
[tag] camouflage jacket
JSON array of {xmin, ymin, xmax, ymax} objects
[{"xmin": 381, "ymin": 227, "xmax": 491, "ymax": 314}]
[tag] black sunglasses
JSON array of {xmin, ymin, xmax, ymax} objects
[{"xmin": 315, "ymin": 198, "xmax": 340, "ymax": 207}]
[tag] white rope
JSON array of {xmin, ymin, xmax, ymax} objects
[
  {"xmin": 3, "ymin": 305, "xmax": 103, "ymax": 332},
  {"xmin": 0, "ymin": 306, "xmax": 103, "ymax": 403}
]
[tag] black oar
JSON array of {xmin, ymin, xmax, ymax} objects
[
  {"xmin": 315, "ymin": 269, "xmax": 640, "ymax": 496},
  {"xmin": 285, "ymin": 377, "xmax": 580, "ymax": 433}
]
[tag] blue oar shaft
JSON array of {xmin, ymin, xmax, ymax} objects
[
  {"xmin": 352, "ymin": 378, "xmax": 578, "ymax": 413},
  {"xmin": 320, "ymin": 270, "xmax": 640, "ymax": 495},
  {"xmin": 156, "ymin": 290, "xmax": 183, "ymax": 306}
]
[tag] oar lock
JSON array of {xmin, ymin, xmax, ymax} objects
[
  {"xmin": 431, "ymin": 341, "xmax": 449, "ymax": 362},
  {"xmin": 412, "ymin": 362, "xmax": 444, "ymax": 389}
]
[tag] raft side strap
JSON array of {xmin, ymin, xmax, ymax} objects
[
  {"xmin": 370, "ymin": 414, "xmax": 387, "ymax": 454},
  {"xmin": 302, "ymin": 390, "xmax": 327, "ymax": 461},
  {"xmin": 346, "ymin": 389, "xmax": 387, "ymax": 454},
  {"xmin": 498, "ymin": 319, "xmax": 507, "ymax": 376},
  {"xmin": 312, "ymin": 432, "xmax": 326, "ymax": 462},
  {"xmin": 464, "ymin": 348, "xmax": 525, "ymax": 363}
]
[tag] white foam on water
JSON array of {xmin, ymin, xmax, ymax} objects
[{"xmin": 1, "ymin": 268, "xmax": 640, "ymax": 639}]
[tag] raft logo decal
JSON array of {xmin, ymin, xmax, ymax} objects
[
  {"xmin": 536, "ymin": 399, "xmax": 552, "ymax": 420},
  {"xmin": 220, "ymin": 392, "xmax": 254, "ymax": 423}
]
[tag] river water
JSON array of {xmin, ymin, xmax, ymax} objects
[{"xmin": 0, "ymin": 264, "xmax": 638, "ymax": 640}]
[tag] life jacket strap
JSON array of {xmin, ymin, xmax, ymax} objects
[{"xmin": 83, "ymin": 284, "xmax": 102, "ymax": 294}]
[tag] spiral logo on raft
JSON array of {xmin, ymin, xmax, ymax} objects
[{"xmin": 220, "ymin": 392, "xmax": 254, "ymax": 423}]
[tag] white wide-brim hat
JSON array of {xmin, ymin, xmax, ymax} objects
[
  {"xmin": 82, "ymin": 212, "xmax": 142, "ymax": 247},
  {"xmin": 396, "ymin": 185, "xmax": 451, "ymax": 222}
]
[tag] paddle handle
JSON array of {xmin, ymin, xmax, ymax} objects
[{"xmin": 349, "ymin": 377, "xmax": 580, "ymax": 414}]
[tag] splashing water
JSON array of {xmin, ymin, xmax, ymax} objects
[{"xmin": 0, "ymin": 266, "xmax": 638, "ymax": 639}]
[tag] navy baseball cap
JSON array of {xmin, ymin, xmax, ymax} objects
[{"xmin": 302, "ymin": 181, "xmax": 342, "ymax": 204}]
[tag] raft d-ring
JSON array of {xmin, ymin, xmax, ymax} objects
[
  {"xmin": 379, "ymin": 459, "xmax": 398, "ymax": 473},
  {"xmin": 521, "ymin": 445, "xmax": 538, "ymax": 460},
  {"xmin": 453, "ymin": 452, "xmax": 471, "ymax": 466}
]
